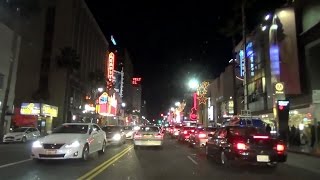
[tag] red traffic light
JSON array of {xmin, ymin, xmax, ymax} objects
[{"xmin": 279, "ymin": 105, "xmax": 284, "ymax": 110}]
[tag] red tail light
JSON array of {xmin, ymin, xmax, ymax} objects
[
  {"xmin": 134, "ymin": 133, "xmax": 142, "ymax": 138},
  {"xmin": 183, "ymin": 130, "xmax": 188, "ymax": 134},
  {"xmin": 236, "ymin": 142, "xmax": 247, "ymax": 150},
  {"xmin": 276, "ymin": 144, "xmax": 285, "ymax": 151},
  {"xmin": 198, "ymin": 133, "xmax": 206, "ymax": 138},
  {"xmin": 155, "ymin": 133, "xmax": 162, "ymax": 138},
  {"xmin": 253, "ymin": 135, "xmax": 269, "ymax": 139}
]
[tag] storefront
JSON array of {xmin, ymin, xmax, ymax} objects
[{"xmin": 14, "ymin": 103, "xmax": 58, "ymax": 134}]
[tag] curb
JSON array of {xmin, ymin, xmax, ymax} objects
[{"xmin": 288, "ymin": 149, "xmax": 320, "ymax": 158}]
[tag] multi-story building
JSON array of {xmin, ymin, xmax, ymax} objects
[
  {"xmin": 0, "ymin": 22, "xmax": 21, "ymax": 133},
  {"xmin": 2, "ymin": 0, "xmax": 109, "ymax": 131}
]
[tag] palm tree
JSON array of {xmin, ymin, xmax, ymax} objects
[
  {"xmin": 88, "ymin": 70, "xmax": 106, "ymax": 99},
  {"xmin": 56, "ymin": 47, "xmax": 80, "ymax": 122}
]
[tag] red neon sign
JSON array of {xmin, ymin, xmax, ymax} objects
[
  {"xmin": 190, "ymin": 92, "xmax": 198, "ymax": 120},
  {"xmin": 132, "ymin": 77, "xmax": 142, "ymax": 85}
]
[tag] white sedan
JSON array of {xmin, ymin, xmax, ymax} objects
[
  {"xmin": 133, "ymin": 126, "xmax": 163, "ymax": 149},
  {"xmin": 31, "ymin": 123, "xmax": 107, "ymax": 161}
]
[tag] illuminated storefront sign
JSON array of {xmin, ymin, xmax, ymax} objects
[
  {"xmin": 96, "ymin": 92, "xmax": 118, "ymax": 116},
  {"xmin": 132, "ymin": 77, "xmax": 142, "ymax": 85},
  {"xmin": 270, "ymin": 45, "xmax": 280, "ymax": 76},
  {"xmin": 20, "ymin": 103, "xmax": 58, "ymax": 117},
  {"xmin": 274, "ymin": 82, "xmax": 285, "ymax": 94},
  {"xmin": 41, "ymin": 104, "xmax": 58, "ymax": 117},
  {"xmin": 20, "ymin": 103, "xmax": 40, "ymax": 115}
]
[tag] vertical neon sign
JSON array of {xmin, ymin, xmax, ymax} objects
[
  {"xmin": 269, "ymin": 45, "xmax": 280, "ymax": 76},
  {"xmin": 107, "ymin": 52, "xmax": 115, "ymax": 87}
]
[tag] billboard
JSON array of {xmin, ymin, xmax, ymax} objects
[{"xmin": 20, "ymin": 103, "xmax": 40, "ymax": 115}]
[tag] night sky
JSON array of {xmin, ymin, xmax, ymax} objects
[{"xmin": 86, "ymin": 0, "xmax": 287, "ymax": 119}]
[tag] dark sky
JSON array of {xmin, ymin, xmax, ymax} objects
[{"xmin": 86, "ymin": 0, "xmax": 287, "ymax": 119}]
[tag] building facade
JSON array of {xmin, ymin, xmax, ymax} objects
[{"xmin": 2, "ymin": 0, "xmax": 109, "ymax": 131}]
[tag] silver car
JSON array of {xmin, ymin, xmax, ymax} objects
[{"xmin": 133, "ymin": 126, "xmax": 163, "ymax": 149}]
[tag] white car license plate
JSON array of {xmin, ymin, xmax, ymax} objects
[
  {"xmin": 257, "ymin": 155, "xmax": 270, "ymax": 162},
  {"xmin": 45, "ymin": 150, "xmax": 57, "ymax": 155}
]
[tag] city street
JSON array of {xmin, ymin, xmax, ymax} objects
[{"xmin": 0, "ymin": 136, "xmax": 319, "ymax": 180}]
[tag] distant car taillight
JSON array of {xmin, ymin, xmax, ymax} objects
[
  {"xmin": 198, "ymin": 133, "xmax": 206, "ymax": 138},
  {"xmin": 236, "ymin": 142, "xmax": 247, "ymax": 150},
  {"xmin": 134, "ymin": 133, "xmax": 142, "ymax": 138},
  {"xmin": 155, "ymin": 133, "xmax": 162, "ymax": 138},
  {"xmin": 183, "ymin": 130, "xmax": 188, "ymax": 134}
]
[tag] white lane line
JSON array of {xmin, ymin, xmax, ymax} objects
[
  {"xmin": 0, "ymin": 158, "xmax": 32, "ymax": 169},
  {"xmin": 187, "ymin": 155, "xmax": 198, "ymax": 165}
]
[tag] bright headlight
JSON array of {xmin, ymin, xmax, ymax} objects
[
  {"xmin": 32, "ymin": 140, "xmax": 42, "ymax": 148},
  {"xmin": 65, "ymin": 141, "xmax": 80, "ymax": 148},
  {"xmin": 112, "ymin": 134, "xmax": 121, "ymax": 141}
]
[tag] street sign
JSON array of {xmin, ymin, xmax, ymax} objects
[
  {"xmin": 312, "ymin": 90, "xmax": 320, "ymax": 104},
  {"xmin": 274, "ymin": 82, "xmax": 285, "ymax": 95}
]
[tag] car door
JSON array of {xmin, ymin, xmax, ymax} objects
[
  {"xmin": 31, "ymin": 128, "xmax": 40, "ymax": 140},
  {"xmin": 92, "ymin": 125, "xmax": 103, "ymax": 152},
  {"xmin": 25, "ymin": 128, "xmax": 33, "ymax": 140}
]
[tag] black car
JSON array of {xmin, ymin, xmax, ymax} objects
[{"xmin": 206, "ymin": 126, "xmax": 287, "ymax": 167}]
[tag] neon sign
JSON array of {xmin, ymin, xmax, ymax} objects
[
  {"xmin": 132, "ymin": 77, "xmax": 142, "ymax": 85},
  {"xmin": 270, "ymin": 45, "xmax": 280, "ymax": 76},
  {"xmin": 107, "ymin": 52, "xmax": 115, "ymax": 83}
]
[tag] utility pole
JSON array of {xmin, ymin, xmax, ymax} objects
[{"xmin": 242, "ymin": 0, "xmax": 249, "ymax": 111}]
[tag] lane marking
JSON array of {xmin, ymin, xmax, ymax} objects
[
  {"xmin": 85, "ymin": 146, "xmax": 133, "ymax": 179},
  {"xmin": 78, "ymin": 145, "xmax": 133, "ymax": 180},
  {"xmin": 0, "ymin": 158, "xmax": 32, "ymax": 169},
  {"xmin": 187, "ymin": 155, "xmax": 198, "ymax": 165}
]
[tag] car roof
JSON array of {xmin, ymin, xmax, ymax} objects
[{"xmin": 62, "ymin": 123, "xmax": 95, "ymax": 126}]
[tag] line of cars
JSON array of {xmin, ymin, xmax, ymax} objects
[
  {"xmin": 30, "ymin": 123, "xmax": 138, "ymax": 161},
  {"xmin": 167, "ymin": 124, "xmax": 287, "ymax": 168}
]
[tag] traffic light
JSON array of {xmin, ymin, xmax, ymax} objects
[{"xmin": 277, "ymin": 100, "xmax": 290, "ymax": 140}]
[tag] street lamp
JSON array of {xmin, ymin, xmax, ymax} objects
[
  {"xmin": 121, "ymin": 102, "xmax": 126, "ymax": 108},
  {"xmin": 188, "ymin": 78, "xmax": 199, "ymax": 90},
  {"xmin": 175, "ymin": 101, "xmax": 181, "ymax": 107},
  {"xmin": 97, "ymin": 87, "xmax": 104, "ymax": 92}
]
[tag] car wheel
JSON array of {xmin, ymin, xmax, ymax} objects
[
  {"xmin": 220, "ymin": 151, "xmax": 230, "ymax": 166},
  {"xmin": 21, "ymin": 137, "xmax": 27, "ymax": 143},
  {"xmin": 82, "ymin": 144, "xmax": 89, "ymax": 161},
  {"xmin": 99, "ymin": 141, "xmax": 106, "ymax": 155}
]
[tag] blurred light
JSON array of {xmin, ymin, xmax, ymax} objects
[
  {"xmin": 229, "ymin": 96, "xmax": 232, "ymax": 99},
  {"xmin": 142, "ymin": 116, "xmax": 145, "ymax": 119},
  {"xmin": 72, "ymin": 115, "xmax": 76, "ymax": 120},
  {"xmin": 299, "ymin": 124, "xmax": 304, "ymax": 131},
  {"xmin": 261, "ymin": 25, "xmax": 267, "ymax": 31},
  {"xmin": 121, "ymin": 102, "xmax": 126, "ymax": 107},
  {"xmin": 170, "ymin": 107, "xmax": 175, "ymax": 111},
  {"xmin": 175, "ymin": 102, "xmax": 181, "ymax": 107},
  {"xmin": 264, "ymin": 14, "xmax": 271, "ymax": 21},
  {"xmin": 188, "ymin": 78, "xmax": 199, "ymax": 90},
  {"xmin": 97, "ymin": 87, "xmax": 103, "ymax": 92},
  {"xmin": 270, "ymin": 24, "xmax": 278, "ymax": 30}
]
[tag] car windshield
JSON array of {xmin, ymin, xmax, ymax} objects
[
  {"xmin": 102, "ymin": 126, "xmax": 121, "ymax": 132},
  {"xmin": 52, "ymin": 125, "xmax": 88, "ymax": 134},
  {"xmin": 12, "ymin": 128, "xmax": 28, "ymax": 132},
  {"xmin": 139, "ymin": 127, "xmax": 159, "ymax": 132}
]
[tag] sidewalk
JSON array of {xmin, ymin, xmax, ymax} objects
[
  {"xmin": 288, "ymin": 145, "xmax": 320, "ymax": 157},
  {"xmin": 286, "ymin": 152, "xmax": 320, "ymax": 174}
]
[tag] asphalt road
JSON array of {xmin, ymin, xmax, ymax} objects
[{"xmin": 0, "ymin": 136, "xmax": 319, "ymax": 180}]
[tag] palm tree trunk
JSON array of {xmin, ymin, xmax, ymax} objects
[{"xmin": 63, "ymin": 70, "xmax": 71, "ymax": 123}]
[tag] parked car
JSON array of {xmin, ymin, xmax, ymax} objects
[
  {"xmin": 31, "ymin": 123, "xmax": 107, "ymax": 161},
  {"xmin": 3, "ymin": 127, "xmax": 40, "ymax": 143}
]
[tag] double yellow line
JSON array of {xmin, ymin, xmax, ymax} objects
[{"xmin": 78, "ymin": 145, "xmax": 133, "ymax": 180}]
